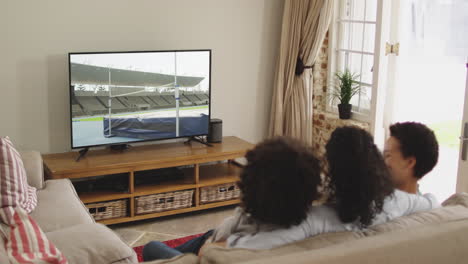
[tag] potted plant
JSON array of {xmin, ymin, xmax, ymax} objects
[{"xmin": 330, "ymin": 69, "xmax": 361, "ymax": 119}]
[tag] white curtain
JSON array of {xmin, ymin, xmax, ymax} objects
[{"xmin": 269, "ymin": 0, "xmax": 334, "ymax": 144}]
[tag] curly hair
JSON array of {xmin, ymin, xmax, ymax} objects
[
  {"xmin": 325, "ymin": 126, "xmax": 394, "ymax": 227},
  {"xmin": 389, "ymin": 122, "xmax": 439, "ymax": 179},
  {"xmin": 238, "ymin": 137, "xmax": 322, "ymax": 228}
]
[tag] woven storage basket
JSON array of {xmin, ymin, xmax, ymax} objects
[
  {"xmin": 200, "ymin": 182, "xmax": 240, "ymax": 204},
  {"xmin": 87, "ymin": 199, "xmax": 128, "ymax": 220},
  {"xmin": 135, "ymin": 189, "xmax": 194, "ymax": 215}
]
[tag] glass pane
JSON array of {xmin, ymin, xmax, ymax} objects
[
  {"xmin": 344, "ymin": 52, "xmax": 362, "ymax": 75},
  {"xmin": 351, "ymin": 23, "xmax": 364, "ymax": 51},
  {"xmin": 338, "ymin": 22, "xmax": 350, "ymax": 50},
  {"xmin": 360, "ymin": 86, "xmax": 372, "ymax": 110},
  {"xmin": 363, "ymin": 24, "xmax": 376, "ymax": 53},
  {"xmin": 360, "ymin": 54, "xmax": 374, "ymax": 84},
  {"xmin": 350, "ymin": 86, "xmax": 371, "ymax": 112},
  {"xmin": 365, "ymin": 0, "xmax": 378, "ymax": 22},
  {"xmin": 349, "ymin": 91, "xmax": 360, "ymax": 107},
  {"xmin": 350, "ymin": 0, "xmax": 366, "ymax": 20},
  {"xmin": 336, "ymin": 52, "xmax": 373, "ymax": 90},
  {"xmin": 339, "ymin": 22, "xmax": 364, "ymax": 51},
  {"xmin": 336, "ymin": 50, "xmax": 347, "ymax": 73}
]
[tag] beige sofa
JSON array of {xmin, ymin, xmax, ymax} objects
[
  {"xmin": 145, "ymin": 194, "xmax": 468, "ymax": 264},
  {"xmin": 3, "ymin": 151, "xmax": 467, "ymax": 264},
  {"xmin": 0, "ymin": 151, "xmax": 138, "ymax": 264}
]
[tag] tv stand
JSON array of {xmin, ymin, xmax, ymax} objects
[
  {"xmin": 185, "ymin": 136, "xmax": 213, "ymax": 147},
  {"xmin": 75, "ymin": 147, "xmax": 89, "ymax": 162},
  {"xmin": 42, "ymin": 136, "xmax": 253, "ymax": 225}
]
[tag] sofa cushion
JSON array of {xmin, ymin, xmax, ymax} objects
[
  {"xmin": 20, "ymin": 150, "xmax": 45, "ymax": 190},
  {"xmin": 201, "ymin": 193, "xmax": 468, "ymax": 264},
  {"xmin": 30, "ymin": 179, "xmax": 94, "ymax": 232},
  {"xmin": 46, "ymin": 223, "xmax": 137, "ymax": 264},
  {"xmin": 365, "ymin": 205, "xmax": 468, "ymax": 235},
  {"xmin": 0, "ymin": 137, "xmax": 37, "ymax": 213},
  {"xmin": 364, "ymin": 192, "xmax": 468, "ymax": 235},
  {"xmin": 442, "ymin": 192, "xmax": 468, "ymax": 207},
  {"xmin": 238, "ymin": 220, "xmax": 468, "ymax": 264},
  {"xmin": 200, "ymin": 231, "xmax": 363, "ymax": 264},
  {"xmin": 0, "ymin": 206, "xmax": 67, "ymax": 264}
]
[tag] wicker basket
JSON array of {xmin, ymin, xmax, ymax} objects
[
  {"xmin": 135, "ymin": 189, "xmax": 194, "ymax": 215},
  {"xmin": 200, "ymin": 182, "xmax": 240, "ymax": 204},
  {"xmin": 86, "ymin": 199, "xmax": 128, "ymax": 220}
]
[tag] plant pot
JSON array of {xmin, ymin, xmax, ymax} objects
[{"xmin": 338, "ymin": 104, "xmax": 352, "ymax": 119}]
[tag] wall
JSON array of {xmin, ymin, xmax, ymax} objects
[
  {"xmin": 0, "ymin": 0, "xmax": 284, "ymax": 153},
  {"xmin": 312, "ymin": 35, "xmax": 370, "ymax": 157}
]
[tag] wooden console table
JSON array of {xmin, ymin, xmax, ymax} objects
[{"xmin": 42, "ymin": 136, "xmax": 253, "ymax": 225}]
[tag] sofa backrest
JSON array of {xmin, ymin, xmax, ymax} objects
[
  {"xmin": 200, "ymin": 231, "xmax": 364, "ymax": 264},
  {"xmin": 20, "ymin": 151, "xmax": 45, "ymax": 190},
  {"xmin": 238, "ymin": 219, "xmax": 468, "ymax": 264},
  {"xmin": 201, "ymin": 193, "xmax": 468, "ymax": 264}
]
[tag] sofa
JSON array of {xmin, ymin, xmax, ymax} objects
[
  {"xmin": 2, "ymin": 151, "xmax": 468, "ymax": 264},
  {"xmin": 0, "ymin": 151, "xmax": 138, "ymax": 264},
  {"xmin": 145, "ymin": 194, "xmax": 468, "ymax": 264}
]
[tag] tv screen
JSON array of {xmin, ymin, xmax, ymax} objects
[{"xmin": 69, "ymin": 50, "xmax": 211, "ymax": 149}]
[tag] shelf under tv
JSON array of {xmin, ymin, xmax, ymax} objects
[{"xmin": 42, "ymin": 136, "xmax": 252, "ymax": 225}]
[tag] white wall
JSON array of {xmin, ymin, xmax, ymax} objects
[{"xmin": 0, "ymin": 0, "xmax": 284, "ymax": 153}]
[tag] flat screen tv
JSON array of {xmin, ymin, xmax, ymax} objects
[{"xmin": 69, "ymin": 50, "xmax": 211, "ymax": 149}]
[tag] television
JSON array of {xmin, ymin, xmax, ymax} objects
[{"xmin": 69, "ymin": 50, "xmax": 211, "ymax": 149}]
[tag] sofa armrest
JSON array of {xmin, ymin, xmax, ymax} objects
[
  {"xmin": 20, "ymin": 150, "xmax": 45, "ymax": 190},
  {"xmin": 46, "ymin": 223, "xmax": 138, "ymax": 264}
]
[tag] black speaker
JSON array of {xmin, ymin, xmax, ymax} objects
[{"xmin": 208, "ymin": 118, "xmax": 222, "ymax": 143}]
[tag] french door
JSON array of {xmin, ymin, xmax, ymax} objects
[
  {"xmin": 457, "ymin": 64, "xmax": 468, "ymax": 193},
  {"xmin": 381, "ymin": 0, "xmax": 468, "ymax": 200}
]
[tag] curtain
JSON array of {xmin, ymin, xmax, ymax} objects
[{"xmin": 269, "ymin": 0, "xmax": 334, "ymax": 144}]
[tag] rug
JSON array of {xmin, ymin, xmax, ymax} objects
[{"xmin": 133, "ymin": 233, "xmax": 203, "ymax": 262}]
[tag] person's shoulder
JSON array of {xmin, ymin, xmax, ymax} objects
[
  {"xmin": 421, "ymin": 192, "xmax": 440, "ymax": 208},
  {"xmin": 393, "ymin": 189, "xmax": 439, "ymax": 204},
  {"xmin": 389, "ymin": 189, "xmax": 440, "ymax": 211}
]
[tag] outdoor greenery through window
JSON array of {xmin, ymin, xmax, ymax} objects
[{"xmin": 329, "ymin": 0, "xmax": 378, "ymax": 117}]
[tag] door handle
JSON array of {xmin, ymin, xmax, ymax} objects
[{"xmin": 461, "ymin": 123, "xmax": 468, "ymax": 161}]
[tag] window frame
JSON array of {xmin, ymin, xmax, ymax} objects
[{"xmin": 326, "ymin": 0, "xmax": 378, "ymax": 123}]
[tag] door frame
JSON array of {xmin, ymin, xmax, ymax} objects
[
  {"xmin": 456, "ymin": 62, "xmax": 468, "ymax": 193},
  {"xmin": 370, "ymin": 0, "xmax": 392, "ymax": 148}
]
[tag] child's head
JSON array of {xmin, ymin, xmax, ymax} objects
[
  {"xmin": 325, "ymin": 126, "xmax": 394, "ymax": 227},
  {"xmin": 384, "ymin": 122, "xmax": 439, "ymax": 189},
  {"xmin": 238, "ymin": 137, "xmax": 321, "ymax": 228}
]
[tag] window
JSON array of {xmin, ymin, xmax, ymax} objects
[{"xmin": 328, "ymin": 0, "xmax": 378, "ymax": 120}]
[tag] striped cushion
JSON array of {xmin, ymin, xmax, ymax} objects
[
  {"xmin": 0, "ymin": 207, "xmax": 68, "ymax": 264},
  {"xmin": 0, "ymin": 137, "xmax": 37, "ymax": 213}
]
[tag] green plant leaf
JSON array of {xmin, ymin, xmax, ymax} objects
[{"xmin": 329, "ymin": 68, "xmax": 362, "ymax": 105}]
